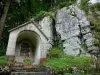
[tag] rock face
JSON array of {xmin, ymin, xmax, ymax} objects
[
  {"xmin": 39, "ymin": 5, "xmax": 96, "ymax": 56},
  {"xmin": 55, "ymin": 5, "xmax": 94, "ymax": 55}
]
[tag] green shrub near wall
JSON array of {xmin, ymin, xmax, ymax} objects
[
  {"xmin": 48, "ymin": 47, "xmax": 64, "ymax": 58},
  {"xmin": 0, "ymin": 56, "xmax": 8, "ymax": 66}
]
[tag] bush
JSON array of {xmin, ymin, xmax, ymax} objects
[
  {"xmin": 0, "ymin": 56, "xmax": 8, "ymax": 66},
  {"xmin": 48, "ymin": 47, "xmax": 64, "ymax": 58}
]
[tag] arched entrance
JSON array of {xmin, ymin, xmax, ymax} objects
[{"xmin": 15, "ymin": 30, "xmax": 41, "ymax": 64}]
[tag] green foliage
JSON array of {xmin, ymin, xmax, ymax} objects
[
  {"xmin": 23, "ymin": 57, "xmax": 32, "ymax": 65},
  {"xmin": 66, "ymin": 72, "xmax": 91, "ymax": 75},
  {"xmin": 34, "ymin": 11, "xmax": 46, "ymax": 21},
  {"xmin": 34, "ymin": 11, "xmax": 55, "ymax": 21},
  {"xmin": 56, "ymin": 0, "xmax": 76, "ymax": 8},
  {"xmin": 42, "ymin": 55, "xmax": 93, "ymax": 73},
  {"xmin": 64, "ymin": 72, "xmax": 90, "ymax": 75},
  {"xmin": 0, "ymin": 56, "xmax": 8, "ymax": 66},
  {"xmin": 0, "ymin": 41, "xmax": 7, "ymax": 56},
  {"xmin": 64, "ymin": 73, "xmax": 73, "ymax": 75},
  {"xmin": 46, "ymin": 12, "xmax": 55, "ymax": 19},
  {"xmin": 95, "ymin": 59, "xmax": 100, "ymax": 72},
  {"xmin": 88, "ymin": 3, "xmax": 100, "ymax": 48},
  {"xmin": 48, "ymin": 47, "xmax": 64, "ymax": 58},
  {"xmin": 5, "ymin": 0, "xmax": 51, "ymax": 29},
  {"xmin": 0, "ymin": 27, "xmax": 9, "ymax": 56},
  {"xmin": 80, "ymin": 0, "xmax": 100, "ymax": 50},
  {"xmin": 80, "ymin": 0, "xmax": 88, "ymax": 14},
  {"xmin": 0, "ymin": 0, "xmax": 50, "ymax": 56}
]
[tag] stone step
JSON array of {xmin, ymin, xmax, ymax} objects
[
  {"xmin": 11, "ymin": 72, "xmax": 47, "ymax": 75},
  {"xmin": 12, "ymin": 67, "xmax": 47, "ymax": 72}
]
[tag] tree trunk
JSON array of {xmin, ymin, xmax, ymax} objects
[{"xmin": 0, "ymin": 0, "xmax": 10, "ymax": 40}]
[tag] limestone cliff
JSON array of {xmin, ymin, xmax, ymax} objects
[
  {"xmin": 56, "ymin": 5, "xmax": 94, "ymax": 56},
  {"xmin": 39, "ymin": 5, "xmax": 97, "ymax": 56}
]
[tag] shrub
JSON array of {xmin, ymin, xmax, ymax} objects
[
  {"xmin": 48, "ymin": 47, "xmax": 64, "ymax": 58},
  {"xmin": 0, "ymin": 56, "xmax": 8, "ymax": 66}
]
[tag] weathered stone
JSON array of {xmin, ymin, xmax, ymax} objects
[
  {"xmin": 64, "ymin": 37, "xmax": 81, "ymax": 49},
  {"xmin": 85, "ymin": 38, "xmax": 94, "ymax": 47},
  {"xmin": 83, "ymin": 33, "xmax": 93, "ymax": 40},
  {"xmin": 63, "ymin": 37, "xmax": 81, "ymax": 55},
  {"xmin": 56, "ymin": 5, "xmax": 94, "ymax": 55},
  {"xmin": 81, "ymin": 27, "xmax": 91, "ymax": 34},
  {"xmin": 39, "ymin": 16, "xmax": 53, "ymax": 42},
  {"xmin": 88, "ymin": 46, "xmax": 98, "ymax": 51}
]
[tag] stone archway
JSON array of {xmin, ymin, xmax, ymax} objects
[{"xmin": 15, "ymin": 30, "xmax": 41, "ymax": 64}]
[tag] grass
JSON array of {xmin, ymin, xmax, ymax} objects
[
  {"xmin": 64, "ymin": 72, "xmax": 91, "ymax": 75},
  {"xmin": 42, "ymin": 55, "xmax": 93, "ymax": 71},
  {"xmin": 0, "ymin": 56, "xmax": 8, "ymax": 66},
  {"xmin": 42, "ymin": 54, "xmax": 93, "ymax": 75}
]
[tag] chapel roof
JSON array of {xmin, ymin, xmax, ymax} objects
[{"xmin": 9, "ymin": 20, "xmax": 38, "ymax": 32}]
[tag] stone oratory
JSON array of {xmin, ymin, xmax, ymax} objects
[{"xmin": 6, "ymin": 20, "xmax": 52, "ymax": 65}]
